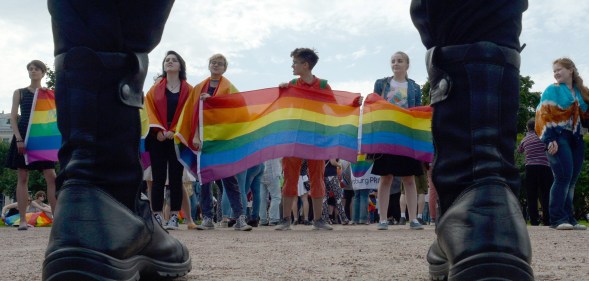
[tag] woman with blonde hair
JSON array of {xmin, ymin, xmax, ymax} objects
[{"xmin": 536, "ymin": 57, "xmax": 588, "ymax": 230}]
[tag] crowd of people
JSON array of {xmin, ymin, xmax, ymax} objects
[
  {"xmin": 4, "ymin": 48, "xmax": 588, "ymax": 234},
  {"xmin": 1, "ymin": 1, "xmax": 587, "ymax": 280}
]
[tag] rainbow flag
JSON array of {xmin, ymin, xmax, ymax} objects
[
  {"xmin": 24, "ymin": 88, "xmax": 61, "ymax": 165},
  {"xmin": 360, "ymin": 93, "xmax": 433, "ymax": 162},
  {"xmin": 139, "ymin": 107, "xmax": 150, "ymax": 169},
  {"xmin": 180, "ymin": 86, "xmax": 361, "ymax": 184},
  {"xmin": 351, "ymin": 154, "xmax": 373, "ymax": 177},
  {"xmin": 4, "ymin": 212, "xmax": 52, "ymax": 227}
]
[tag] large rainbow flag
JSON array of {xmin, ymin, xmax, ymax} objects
[
  {"xmin": 360, "ymin": 93, "xmax": 433, "ymax": 162},
  {"xmin": 24, "ymin": 88, "xmax": 61, "ymax": 165},
  {"xmin": 177, "ymin": 86, "xmax": 361, "ymax": 184}
]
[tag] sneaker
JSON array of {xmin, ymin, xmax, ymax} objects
[
  {"xmin": 555, "ymin": 223, "xmax": 574, "ymax": 230},
  {"xmin": 234, "ymin": 215, "xmax": 253, "ymax": 231},
  {"xmin": 196, "ymin": 217, "xmax": 215, "ymax": 230},
  {"xmin": 303, "ymin": 220, "xmax": 312, "ymax": 226},
  {"xmin": 417, "ymin": 218, "xmax": 426, "ymax": 225},
  {"xmin": 218, "ymin": 220, "xmax": 229, "ymax": 228},
  {"xmin": 247, "ymin": 219, "xmax": 259, "ymax": 227},
  {"xmin": 274, "ymin": 219, "xmax": 292, "ymax": 231},
  {"xmin": 377, "ymin": 222, "xmax": 388, "ymax": 230},
  {"xmin": 410, "ymin": 220, "xmax": 424, "ymax": 230},
  {"xmin": 164, "ymin": 214, "xmax": 179, "ymax": 230},
  {"xmin": 387, "ymin": 218, "xmax": 397, "ymax": 225},
  {"xmin": 312, "ymin": 219, "xmax": 333, "ymax": 230},
  {"xmin": 228, "ymin": 218, "xmax": 237, "ymax": 228},
  {"xmin": 154, "ymin": 213, "xmax": 164, "ymax": 227},
  {"xmin": 397, "ymin": 217, "xmax": 407, "ymax": 225},
  {"xmin": 187, "ymin": 222, "xmax": 198, "ymax": 230},
  {"xmin": 573, "ymin": 224, "xmax": 587, "ymax": 230},
  {"xmin": 268, "ymin": 220, "xmax": 279, "ymax": 226}
]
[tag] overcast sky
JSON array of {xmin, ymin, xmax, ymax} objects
[{"xmin": 1, "ymin": 0, "xmax": 588, "ymax": 113}]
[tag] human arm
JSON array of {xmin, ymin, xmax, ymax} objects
[
  {"xmin": 2, "ymin": 202, "xmax": 18, "ymax": 219},
  {"xmin": 10, "ymin": 90, "xmax": 25, "ymax": 154},
  {"xmin": 31, "ymin": 200, "xmax": 52, "ymax": 214}
]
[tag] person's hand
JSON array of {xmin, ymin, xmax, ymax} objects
[
  {"xmin": 16, "ymin": 141, "xmax": 25, "ymax": 154},
  {"xmin": 547, "ymin": 140, "xmax": 558, "ymax": 155},
  {"xmin": 278, "ymin": 82, "xmax": 289, "ymax": 88},
  {"xmin": 164, "ymin": 131, "xmax": 175, "ymax": 140},
  {"xmin": 192, "ymin": 136, "xmax": 202, "ymax": 151},
  {"xmin": 355, "ymin": 96, "xmax": 364, "ymax": 106},
  {"xmin": 200, "ymin": 92, "xmax": 211, "ymax": 100},
  {"xmin": 157, "ymin": 131, "xmax": 166, "ymax": 142}
]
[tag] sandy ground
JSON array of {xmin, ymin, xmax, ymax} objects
[{"xmin": 1, "ymin": 223, "xmax": 588, "ymax": 281}]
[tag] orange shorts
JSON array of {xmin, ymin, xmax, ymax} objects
[{"xmin": 282, "ymin": 157, "xmax": 325, "ymax": 198}]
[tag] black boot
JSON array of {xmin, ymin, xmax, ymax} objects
[
  {"xmin": 43, "ymin": 47, "xmax": 191, "ymax": 280},
  {"xmin": 426, "ymin": 42, "xmax": 533, "ymax": 280}
]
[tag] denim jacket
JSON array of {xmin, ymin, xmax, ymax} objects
[{"xmin": 373, "ymin": 76, "xmax": 422, "ymax": 108}]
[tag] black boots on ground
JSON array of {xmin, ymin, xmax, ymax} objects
[
  {"xmin": 42, "ymin": 47, "xmax": 191, "ymax": 280},
  {"xmin": 426, "ymin": 42, "xmax": 533, "ymax": 280}
]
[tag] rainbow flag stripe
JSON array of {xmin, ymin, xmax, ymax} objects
[
  {"xmin": 360, "ymin": 93, "xmax": 433, "ymax": 162},
  {"xmin": 25, "ymin": 89, "xmax": 61, "ymax": 164},
  {"xmin": 190, "ymin": 86, "xmax": 361, "ymax": 184},
  {"xmin": 351, "ymin": 154, "xmax": 373, "ymax": 177}
]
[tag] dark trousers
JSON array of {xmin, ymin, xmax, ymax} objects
[
  {"xmin": 149, "ymin": 138, "xmax": 184, "ymax": 212},
  {"xmin": 524, "ymin": 165, "xmax": 553, "ymax": 225}
]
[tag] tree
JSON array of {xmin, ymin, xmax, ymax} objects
[
  {"xmin": 45, "ymin": 66, "xmax": 56, "ymax": 90},
  {"xmin": 517, "ymin": 75, "xmax": 540, "ymax": 133}
]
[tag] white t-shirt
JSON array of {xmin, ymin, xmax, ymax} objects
[{"xmin": 385, "ymin": 79, "xmax": 409, "ymax": 108}]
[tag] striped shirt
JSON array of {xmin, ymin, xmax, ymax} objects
[{"xmin": 517, "ymin": 131, "xmax": 550, "ymax": 166}]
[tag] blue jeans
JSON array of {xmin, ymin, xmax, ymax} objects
[
  {"xmin": 201, "ymin": 176, "xmax": 242, "ymax": 219},
  {"xmin": 352, "ymin": 189, "xmax": 370, "ymax": 223},
  {"xmin": 547, "ymin": 131, "xmax": 584, "ymax": 227},
  {"xmin": 189, "ymin": 181, "xmax": 201, "ymax": 221},
  {"xmin": 222, "ymin": 164, "xmax": 264, "ymax": 220},
  {"xmin": 260, "ymin": 175, "xmax": 282, "ymax": 224}
]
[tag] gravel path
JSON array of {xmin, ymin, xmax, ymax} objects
[{"xmin": 1, "ymin": 224, "xmax": 587, "ymax": 280}]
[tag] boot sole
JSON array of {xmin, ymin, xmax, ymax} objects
[
  {"xmin": 43, "ymin": 247, "xmax": 191, "ymax": 281},
  {"xmin": 448, "ymin": 252, "xmax": 534, "ymax": 281}
]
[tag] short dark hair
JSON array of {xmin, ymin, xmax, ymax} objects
[
  {"xmin": 35, "ymin": 190, "xmax": 46, "ymax": 199},
  {"xmin": 527, "ymin": 118, "xmax": 535, "ymax": 131},
  {"xmin": 291, "ymin": 48, "xmax": 319, "ymax": 70},
  {"xmin": 26, "ymin": 60, "xmax": 47, "ymax": 73},
  {"xmin": 160, "ymin": 50, "xmax": 187, "ymax": 80}
]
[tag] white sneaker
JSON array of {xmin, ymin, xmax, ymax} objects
[
  {"xmin": 164, "ymin": 214, "xmax": 180, "ymax": 230},
  {"xmin": 572, "ymin": 224, "xmax": 587, "ymax": 230},
  {"xmin": 555, "ymin": 223, "xmax": 573, "ymax": 230}
]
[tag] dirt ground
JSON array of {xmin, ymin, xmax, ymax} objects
[{"xmin": 1, "ymin": 223, "xmax": 588, "ymax": 281}]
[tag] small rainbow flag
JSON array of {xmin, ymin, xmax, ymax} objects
[
  {"xmin": 24, "ymin": 88, "xmax": 61, "ymax": 165},
  {"xmin": 179, "ymin": 86, "xmax": 361, "ymax": 184},
  {"xmin": 4, "ymin": 212, "xmax": 52, "ymax": 227},
  {"xmin": 360, "ymin": 93, "xmax": 433, "ymax": 162},
  {"xmin": 351, "ymin": 154, "xmax": 373, "ymax": 177}
]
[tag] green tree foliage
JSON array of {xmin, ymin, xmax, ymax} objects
[
  {"xmin": 45, "ymin": 66, "xmax": 56, "ymax": 90},
  {"xmin": 0, "ymin": 142, "xmax": 48, "ymax": 199},
  {"xmin": 518, "ymin": 75, "xmax": 541, "ymax": 134}
]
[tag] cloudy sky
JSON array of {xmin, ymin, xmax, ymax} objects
[{"xmin": 1, "ymin": 0, "xmax": 588, "ymax": 113}]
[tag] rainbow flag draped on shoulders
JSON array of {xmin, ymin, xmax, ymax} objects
[
  {"xmin": 24, "ymin": 88, "xmax": 61, "ymax": 165},
  {"xmin": 178, "ymin": 85, "xmax": 361, "ymax": 184},
  {"xmin": 360, "ymin": 93, "xmax": 433, "ymax": 162}
]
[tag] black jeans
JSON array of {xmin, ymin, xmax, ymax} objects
[
  {"xmin": 524, "ymin": 165, "xmax": 553, "ymax": 225},
  {"xmin": 149, "ymin": 138, "xmax": 184, "ymax": 212}
]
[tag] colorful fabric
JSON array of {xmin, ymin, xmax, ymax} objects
[
  {"xmin": 4, "ymin": 212, "xmax": 53, "ymax": 227},
  {"xmin": 175, "ymin": 77, "xmax": 239, "ymax": 180},
  {"xmin": 145, "ymin": 78, "xmax": 193, "ymax": 132},
  {"xmin": 360, "ymin": 93, "xmax": 433, "ymax": 162},
  {"xmin": 178, "ymin": 86, "xmax": 361, "ymax": 184},
  {"xmin": 24, "ymin": 88, "xmax": 61, "ymax": 165},
  {"xmin": 139, "ymin": 107, "xmax": 150, "ymax": 168},
  {"xmin": 535, "ymin": 83, "xmax": 589, "ymax": 143},
  {"xmin": 350, "ymin": 154, "xmax": 379, "ymax": 190}
]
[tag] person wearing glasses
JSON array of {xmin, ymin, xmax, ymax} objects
[{"xmin": 178, "ymin": 54, "xmax": 252, "ymax": 231}]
